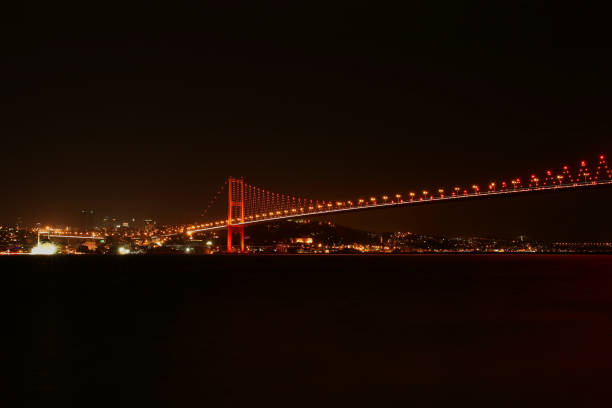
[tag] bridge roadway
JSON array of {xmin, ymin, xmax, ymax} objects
[
  {"xmin": 176, "ymin": 179, "xmax": 612, "ymax": 236},
  {"xmin": 37, "ymin": 232, "xmax": 105, "ymax": 240}
]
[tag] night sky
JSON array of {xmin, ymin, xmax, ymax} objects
[{"xmin": 2, "ymin": 3, "xmax": 611, "ymax": 240}]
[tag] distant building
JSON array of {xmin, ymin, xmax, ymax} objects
[
  {"xmin": 80, "ymin": 240, "xmax": 98, "ymax": 251},
  {"xmin": 144, "ymin": 219, "xmax": 156, "ymax": 232},
  {"xmin": 80, "ymin": 209, "xmax": 95, "ymax": 231},
  {"xmin": 102, "ymin": 216, "xmax": 111, "ymax": 231}
]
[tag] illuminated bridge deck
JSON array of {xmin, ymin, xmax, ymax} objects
[{"xmin": 180, "ymin": 179, "xmax": 612, "ymax": 235}]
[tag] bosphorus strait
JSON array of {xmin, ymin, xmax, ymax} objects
[{"xmin": 17, "ymin": 254, "xmax": 612, "ymax": 406}]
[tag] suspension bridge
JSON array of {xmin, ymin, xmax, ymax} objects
[{"xmin": 156, "ymin": 154, "xmax": 612, "ymax": 252}]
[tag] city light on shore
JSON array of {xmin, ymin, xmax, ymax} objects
[{"xmin": 31, "ymin": 242, "xmax": 57, "ymax": 255}]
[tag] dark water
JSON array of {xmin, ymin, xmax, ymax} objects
[{"xmin": 13, "ymin": 255, "xmax": 612, "ymax": 406}]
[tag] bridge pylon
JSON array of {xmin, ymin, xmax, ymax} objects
[{"xmin": 227, "ymin": 176, "xmax": 245, "ymax": 253}]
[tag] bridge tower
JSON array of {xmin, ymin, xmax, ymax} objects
[{"xmin": 227, "ymin": 176, "xmax": 245, "ymax": 253}]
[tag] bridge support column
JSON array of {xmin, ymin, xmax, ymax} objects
[
  {"xmin": 227, "ymin": 176, "xmax": 245, "ymax": 253},
  {"xmin": 227, "ymin": 225, "xmax": 245, "ymax": 253}
]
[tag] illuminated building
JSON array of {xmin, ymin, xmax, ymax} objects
[{"xmin": 292, "ymin": 237, "xmax": 314, "ymax": 244}]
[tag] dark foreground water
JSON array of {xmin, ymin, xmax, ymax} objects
[{"xmin": 12, "ymin": 255, "xmax": 612, "ymax": 406}]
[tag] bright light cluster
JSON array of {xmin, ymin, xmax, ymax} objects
[{"xmin": 31, "ymin": 242, "xmax": 57, "ymax": 255}]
